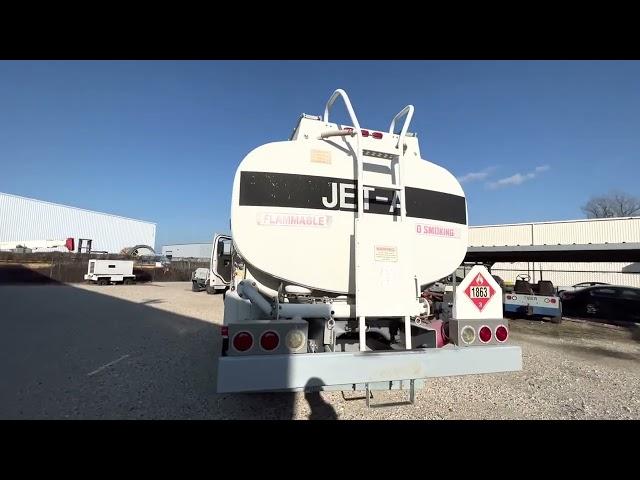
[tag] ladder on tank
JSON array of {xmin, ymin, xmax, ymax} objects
[{"xmin": 323, "ymin": 89, "xmax": 418, "ymax": 406}]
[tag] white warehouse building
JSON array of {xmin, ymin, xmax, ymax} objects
[
  {"xmin": 161, "ymin": 243, "xmax": 212, "ymax": 260},
  {"xmin": 468, "ymin": 217, "xmax": 640, "ymax": 288},
  {"xmin": 0, "ymin": 192, "xmax": 156, "ymax": 254}
]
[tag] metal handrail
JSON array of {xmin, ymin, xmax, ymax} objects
[
  {"xmin": 323, "ymin": 89, "xmax": 362, "ymax": 131},
  {"xmin": 388, "ymin": 104, "xmax": 414, "ymax": 224},
  {"xmin": 389, "ymin": 104, "xmax": 415, "ymax": 150},
  {"xmin": 323, "ymin": 89, "xmax": 364, "ymax": 217}
]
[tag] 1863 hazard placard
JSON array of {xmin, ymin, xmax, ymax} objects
[{"xmin": 464, "ymin": 272, "xmax": 496, "ymax": 311}]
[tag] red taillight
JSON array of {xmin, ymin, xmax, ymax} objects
[
  {"xmin": 221, "ymin": 326, "xmax": 229, "ymax": 338},
  {"xmin": 260, "ymin": 331, "xmax": 279, "ymax": 351},
  {"xmin": 495, "ymin": 325, "xmax": 508, "ymax": 343},
  {"xmin": 479, "ymin": 326, "xmax": 492, "ymax": 343},
  {"xmin": 550, "ymin": 298, "xmax": 557, "ymax": 304},
  {"xmin": 506, "ymin": 295, "xmax": 512, "ymax": 300},
  {"xmin": 233, "ymin": 332, "xmax": 253, "ymax": 351},
  {"xmin": 344, "ymin": 128, "xmax": 382, "ymax": 139}
]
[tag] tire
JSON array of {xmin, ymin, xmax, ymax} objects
[
  {"xmin": 98, "ymin": 278, "xmax": 109, "ymax": 286},
  {"xmin": 550, "ymin": 315, "xmax": 562, "ymax": 324},
  {"xmin": 192, "ymin": 282, "xmax": 201, "ymax": 292},
  {"xmin": 124, "ymin": 278, "xmax": 135, "ymax": 285},
  {"xmin": 206, "ymin": 285, "xmax": 215, "ymax": 295},
  {"xmin": 585, "ymin": 303, "xmax": 598, "ymax": 317}
]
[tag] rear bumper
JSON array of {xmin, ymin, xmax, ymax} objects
[
  {"xmin": 504, "ymin": 304, "xmax": 560, "ymax": 316},
  {"xmin": 216, "ymin": 344, "xmax": 522, "ymax": 393}
]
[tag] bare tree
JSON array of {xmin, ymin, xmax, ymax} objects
[{"xmin": 581, "ymin": 191, "xmax": 640, "ymax": 218}]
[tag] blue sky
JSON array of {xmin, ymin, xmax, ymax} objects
[{"xmin": 1, "ymin": 60, "xmax": 639, "ymax": 248}]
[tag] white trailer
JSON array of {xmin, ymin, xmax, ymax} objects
[
  {"xmin": 84, "ymin": 260, "xmax": 136, "ymax": 285},
  {"xmin": 215, "ymin": 89, "xmax": 522, "ymax": 401}
]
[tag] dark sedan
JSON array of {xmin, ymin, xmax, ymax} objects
[{"xmin": 560, "ymin": 285, "xmax": 640, "ymax": 323}]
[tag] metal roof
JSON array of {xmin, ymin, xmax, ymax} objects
[
  {"xmin": 471, "ymin": 216, "xmax": 640, "ymax": 229},
  {"xmin": 0, "ymin": 191, "xmax": 155, "ymax": 225},
  {"xmin": 465, "ymin": 243, "xmax": 640, "ymax": 263}
]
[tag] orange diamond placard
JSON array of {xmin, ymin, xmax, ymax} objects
[{"xmin": 464, "ymin": 272, "xmax": 496, "ymax": 311}]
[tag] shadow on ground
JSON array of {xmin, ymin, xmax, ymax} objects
[
  {"xmin": 0, "ymin": 264, "xmax": 62, "ymax": 284},
  {"xmin": 511, "ymin": 316, "xmax": 640, "ymax": 344},
  {"xmin": 510, "ymin": 316, "xmax": 640, "ymax": 365},
  {"xmin": 632, "ymin": 326, "xmax": 640, "ymax": 343},
  {"xmin": 0, "ymin": 266, "xmax": 336, "ymax": 420},
  {"xmin": 557, "ymin": 343, "xmax": 640, "ymax": 361}
]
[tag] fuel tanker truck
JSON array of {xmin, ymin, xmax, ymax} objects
[{"xmin": 215, "ymin": 89, "xmax": 522, "ymax": 402}]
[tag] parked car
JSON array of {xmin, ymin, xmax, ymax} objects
[
  {"xmin": 191, "ymin": 267, "xmax": 210, "ymax": 292},
  {"xmin": 557, "ymin": 282, "xmax": 610, "ymax": 295},
  {"xmin": 560, "ymin": 285, "xmax": 640, "ymax": 323}
]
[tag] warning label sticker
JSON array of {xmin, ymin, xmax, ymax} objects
[
  {"xmin": 310, "ymin": 149, "xmax": 332, "ymax": 164},
  {"xmin": 374, "ymin": 245, "xmax": 398, "ymax": 262}
]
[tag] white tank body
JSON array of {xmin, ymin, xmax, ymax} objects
[{"xmin": 231, "ymin": 116, "xmax": 468, "ymax": 295}]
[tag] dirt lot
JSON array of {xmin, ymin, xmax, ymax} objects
[{"xmin": 1, "ymin": 281, "xmax": 638, "ymax": 419}]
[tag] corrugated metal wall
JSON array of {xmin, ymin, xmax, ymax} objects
[
  {"xmin": 534, "ymin": 218, "xmax": 640, "ymax": 244},
  {"xmin": 469, "ymin": 217, "xmax": 640, "ymax": 288},
  {"xmin": 0, "ymin": 192, "xmax": 156, "ymax": 254},
  {"xmin": 161, "ymin": 243, "xmax": 212, "ymax": 259},
  {"xmin": 470, "ymin": 217, "xmax": 640, "ymax": 247},
  {"xmin": 469, "ymin": 224, "xmax": 533, "ymax": 246}
]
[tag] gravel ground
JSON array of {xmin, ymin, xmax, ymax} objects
[{"xmin": 1, "ymin": 281, "xmax": 638, "ymax": 420}]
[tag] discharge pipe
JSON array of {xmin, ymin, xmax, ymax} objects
[{"xmin": 237, "ymin": 280, "xmax": 273, "ymax": 316}]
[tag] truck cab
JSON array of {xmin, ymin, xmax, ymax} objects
[{"xmin": 206, "ymin": 233, "xmax": 232, "ymax": 294}]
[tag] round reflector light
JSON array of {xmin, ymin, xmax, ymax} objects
[
  {"xmin": 285, "ymin": 329, "xmax": 306, "ymax": 351},
  {"xmin": 260, "ymin": 331, "xmax": 279, "ymax": 351},
  {"xmin": 233, "ymin": 332, "xmax": 253, "ymax": 351},
  {"xmin": 495, "ymin": 325, "xmax": 509, "ymax": 343},
  {"xmin": 461, "ymin": 326, "xmax": 475, "ymax": 344},
  {"xmin": 479, "ymin": 325, "xmax": 492, "ymax": 343}
]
